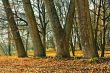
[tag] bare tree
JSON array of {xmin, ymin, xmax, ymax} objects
[
  {"xmin": 22, "ymin": 0, "xmax": 46, "ymax": 57},
  {"xmin": 76, "ymin": 0, "xmax": 99, "ymax": 58},
  {"xmin": 2, "ymin": 0, "xmax": 27, "ymax": 57},
  {"xmin": 44, "ymin": 0, "xmax": 75, "ymax": 58}
]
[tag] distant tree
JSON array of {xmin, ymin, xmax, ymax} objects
[
  {"xmin": 100, "ymin": 0, "xmax": 108, "ymax": 57},
  {"xmin": 36, "ymin": 0, "xmax": 48, "ymax": 49}
]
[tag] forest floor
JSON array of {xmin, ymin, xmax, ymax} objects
[
  {"xmin": 0, "ymin": 56, "xmax": 110, "ymax": 73},
  {"xmin": 0, "ymin": 50, "xmax": 110, "ymax": 73}
]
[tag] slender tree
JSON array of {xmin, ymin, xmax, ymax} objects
[
  {"xmin": 36, "ymin": 0, "xmax": 48, "ymax": 49},
  {"xmin": 22, "ymin": 0, "xmax": 46, "ymax": 57},
  {"xmin": 2, "ymin": 0, "xmax": 27, "ymax": 57},
  {"xmin": 100, "ymin": 0, "xmax": 106, "ymax": 57}
]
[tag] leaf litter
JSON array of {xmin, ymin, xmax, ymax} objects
[{"xmin": 0, "ymin": 56, "xmax": 110, "ymax": 73}]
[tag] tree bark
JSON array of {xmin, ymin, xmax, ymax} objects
[
  {"xmin": 101, "ymin": 0, "xmax": 106, "ymax": 57},
  {"xmin": 8, "ymin": 27, "xmax": 11, "ymax": 56},
  {"xmin": 76, "ymin": 0, "xmax": 99, "ymax": 58},
  {"xmin": 22, "ymin": 0, "xmax": 46, "ymax": 57},
  {"xmin": 94, "ymin": 0, "xmax": 101, "ymax": 58},
  {"xmin": 44, "ymin": 0, "xmax": 75, "ymax": 58},
  {"xmin": 2, "ymin": 0, "xmax": 27, "ymax": 57}
]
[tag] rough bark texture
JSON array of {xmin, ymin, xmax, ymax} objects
[
  {"xmin": 22, "ymin": 0, "xmax": 46, "ymax": 57},
  {"xmin": 64, "ymin": 0, "xmax": 75, "ymax": 57},
  {"xmin": 44, "ymin": 0, "xmax": 75, "ymax": 58},
  {"xmin": 2, "ymin": 0, "xmax": 27, "ymax": 57},
  {"xmin": 76, "ymin": 0, "xmax": 99, "ymax": 58}
]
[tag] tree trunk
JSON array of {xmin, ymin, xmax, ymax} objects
[
  {"xmin": 22, "ymin": 0, "xmax": 46, "ymax": 57},
  {"xmin": 8, "ymin": 28, "xmax": 11, "ymax": 56},
  {"xmin": 76, "ymin": 0, "xmax": 99, "ymax": 58},
  {"xmin": 101, "ymin": 44, "xmax": 105, "ymax": 57},
  {"xmin": 41, "ymin": 26, "xmax": 46, "ymax": 49},
  {"xmin": 70, "ymin": 36, "xmax": 76, "ymax": 56},
  {"xmin": 2, "ymin": 0, "xmax": 27, "ymax": 57},
  {"xmin": 44, "ymin": 0, "xmax": 75, "ymax": 58},
  {"xmin": 37, "ymin": 0, "xmax": 47, "ymax": 49},
  {"xmin": 94, "ymin": 0, "xmax": 101, "ymax": 58},
  {"xmin": 101, "ymin": 0, "xmax": 106, "ymax": 57}
]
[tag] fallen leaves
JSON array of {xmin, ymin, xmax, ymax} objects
[{"xmin": 0, "ymin": 56, "xmax": 110, "ymax": 73}]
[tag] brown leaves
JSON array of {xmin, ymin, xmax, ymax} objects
[{"xmin": 0, "ymin": 56, "xmax": 110, "ymax": 73}]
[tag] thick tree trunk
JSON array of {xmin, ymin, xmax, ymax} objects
[
  {"xmin": 2, "ymin": 0, "xmax": 27, "ymax": 57},
  {"xmin": 41, "ymin": 27, "xmax": 46, "ymax": 49},
  {"xmin": 44, "ymin": 0, "xmax": 75, "ymax": 58},
  {"xmin": 44, "ymin": 0, "xmax": 68, "ymax": 58},
  {"xmin": 64, "ymin": 0, "xmax": 76, "ymax": 57},
  {"xmin": 76, "ymin": 0, "xmax": 99, "ymax": 58},
  {"xmin": 22, "ymin": 0, "xmax": 46, "ymax": 57},
  {"xmin": 74, "ymin": 13, "xmax": 82, "ymax": 50}
]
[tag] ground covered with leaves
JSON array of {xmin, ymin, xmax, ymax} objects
[{"xmin": 0, "ymin": 57, "xmax": 110, "ymax": 73}]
